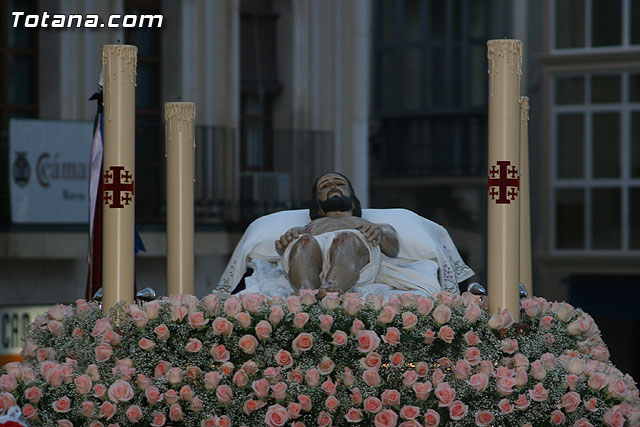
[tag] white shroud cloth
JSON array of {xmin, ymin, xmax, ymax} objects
[{"xmin": 217, "ymin": 208, "xmax": 474, "ymax": 298}]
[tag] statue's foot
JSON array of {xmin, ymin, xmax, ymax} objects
[
  {"xmin": 292, "ymin": 281, "xmax": 316, "ymax": 296},
  {"xmin": 317, "ymin": 281, "xmax": 343, "ymax": 299}
]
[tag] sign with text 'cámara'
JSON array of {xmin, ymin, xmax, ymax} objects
[{"xmin": 9, "ymin": 118, "xmax": 92, "ymax": 223}]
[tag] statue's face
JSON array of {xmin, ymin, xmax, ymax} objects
[{"xmin": 316, "ymin": 173, "xmax": 351, "ymax": 202}]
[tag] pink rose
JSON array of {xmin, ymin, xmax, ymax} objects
[
  {"xmin": 74, "ymin": 374, "xmax": 93, "ymax": 395},
  {"xmin": 239, "ymin": 334, "xmax": 259, "ymax": 354},
  {"xmin": 549, "ymin": 409, "xmax": 566, "ymax": 425},
  {"xmin": 167, "ymin": 367, "xmax": 183, "ymax": 385},
  {"xmin": 402, "ymin": 312, "xmax": 418, "ymax": 329},
  {"xmin": 305, "ymin": 369, "xmax": 320, "ymax": 386},
  {"xmin": 604, "ymin": 408, "xmax": 626, "ymax": 427},
  {"xmin": 95, "ymin": 342, "xmax": 113, "ymax": 362},
  {"xmin": 356, "ymin": 330, "xmax": 381, "ymax": 353},
  {"xmin": 242, "ymin": 293, "xmax": 265, "ymax": 313},
  {"xmin": 185, "ymin": 338, "xmax": 203, "ymax": 353},
  {"xmin": 475, "ymin": 410, "xmax": 494, "ymax": 426},
  {"xmin": 437, "ymin": 326, "xmax": 455, "ymax": 343},
  {"xmin": 390, "ymin": 352, "xmax": 405, "ymax": 367},
  {"xmin": 317, "ymin": 411, "xmax": 333, "ymax": 427},
  {"xmin": 80, "ymin": 401, "xmax": 95, "ymax": 418},
  {"xmin": 191, "ymin": 397, "xmax": 204, "ymax": 412},
  {"xmin": 464, "ymin": 303, "xmax": 482, "ymax": 322},
  {"xmin": 424, "ymin": 408, "xmax": 440, "ymax": 427},
  {"xmin": 288, "ymin": 370, "xmax": 304, "ymax": 384},
  {"xmin": 244, "ymin": 399, "xmax": 267, "ymax": 415},
  {"xmin": 449, "ymin": 400, "xmax": 468, "ymax": 421},
  {"xmin": 138, "ymin": 337, "xmax": 156, "ymax": 351},
  {"xmin": 434, "ymin": 382, "xmax": 456, "ymax": 407},
  {"xmin": 332, "ymin": 330, "xmax": 348, "ymax": 346},
  {"xmin": 378, "ymin": 306, "xmax": 396, "ymax": 324},
  {"xmin": 265, "ymin": 403, "xmax": 290, "ymax": 427},
  {"xmin": 464, "ymin": 330, "xmax": 481, "ymax": 346},
  {"xmin": 108, "ymin": 379, "xmax": 134, "ymax": 403},
  {"xmin": 126, "ymin": 405, "xmax": 143, "ymax": 422},
  {"xmin": 130, "ymin": 307, "xmax": 149, "ymax": 327},
  {"xmin": 293, "ymin": 312, "xmax": 310, "ymax": 329},
  {"xmin": 216, "ymin": 384, "xmax": 233, "ymax": 403},
  {"xmin": 212, "ymin": 317, "xmax": 234, "ymax": 336},
  {"xmin": 351, "ymin": 318, "xmax": 365, "ymax": 335},
  {"xmin": 584, "ymin": 397, "xmax": 598, "ymax": 412},
  {"xmin": 171, "ymin": 305, "xmax": 188, "ymax": 322},
  {"xmin": 185, "ymin": 365, "xmax": 202, "ymax": 380},
  {"xmin": 574, "ymin": 419, "xmax": 595, "ymax": 427},
  {"xmin": 363, "ymin": 368, "xmax": 381, "ymax": 387},
  {"xmin": 24, "ymin": 386, "xmax": 43, "ymax": 403},
  {"xmin": 351, "ymin": 388, "xmax": 363, "ymax": 405},
  {"xmin": 318, "ymin": 314, "xmax": 334, "ymax": 332},
  {"xmin": 52, "ymin": 396, "xmax": 72, "ymax": 413},
  {"xmin": 587, "ymin": 372, "xmax": 608, "ymax": 390},
  {"xmin": 381, "ymin": 389, "xmax": 401, "ymax": 406},
  {"xmin": 224, "ymin": 295, "xmax": 243, "ymax": 317},
  {"xmin": 210, "ymin": 344, "xmax": 230, "ymax": 362},
  {"xmin": 417, "ymin": 296, "xmax": 434, "ymax": 315},
  {"xmin": 321, "ymin": 293, "xmax": 341, "ymax": 310},
  {"xmin": 501, "ymin": 338, "xmax": 518, "ymax": 354},
  {"xmin": 454, "ymin": 359, "xmax": 471, "ymax": 380},
  {"xmin": 150, "ymin": 410, "xmax": 166, "ymax": 426},
  {"xmin": 153, "ymin": 323, "xmax": 170, "ymax": 340},
  {"xmin": 275, "ymin": 349, "xmax": 294, "ymax": 368},
  {"xmin": 467, "ymin": 373, "xmax": 489, "ymax": 392},
  {"xmin": 498, "ymin": 398, "xmax": 513, "ymax": 414},
  {"xmin": 403, "ymin": 370, "xmax": 418, "ymax": 387},
  {"xmin": 288, "ymin": 401, "xmax": 302, "ymax": 418},
  {"xmin": 242, "ymin": 360, "xmax": 259, "ymax": 375},
  {"xmin": 422, "ymin": 329, "xmax": 436, "ymax": 344},
  {"xmin": 412, "ymin": 381, "xmax": 432, "ymax": 400},
  {"xmin": 145, "ymin": 386, "xmax": 163, "ymax": 404},
  {"xmin": 343, "ymin": 367, "xmax": 357, "ymax": 386},
  {"xmin": 187, "ymin": 311, "xmax": 209, "ymax": 329},
  {"xmin": 345, "ymin": 407, "xmax": 364, "ymax": 423},
  {"xmin": 496, "ymin": 377, "xmax": 517, "ymax": 395},
  {"xmin": 235, "ymin": 311, "xmax": 252, "ymax": 329},
  {"xmin": 530, "ymin": 360, "xmax": 547, "ymax": 380},
  {"xmin": 318, "ymin": 356, "xmax": 335, "ymax": 375},
  {"xmin": 179, "ymin": 385, "xmax": 194, "ymax": 401},
  {"xmin": 143, "ymin": 300, "xmax": 160, "ymax": 319},
  {"xmin": 432, "ymin": 368, "xmax": 445, "ymax": 386},
  {"xmin": 287, "ymin": 295, "xmax": 303, "ymax": 313},
  {"xmin": 57, "ymin": 419, "xmax": 73, "ymax": 427},
  {"xmin": 488, "ymin": 313, "xmax": 505, "ymax": 329},
  {"xmin": 298, "ymin": 394, "xmax": 312, "ymax": 411},
  {"xmin": 400, "ymin": 405, "xmax": 420, "ymax": 420},
  {"xmin": 364, "ymin": 396, "xmax": 383, "ymax": 414},
  {"xmin": 300, "ymin": 289, "xmax": 317, "ymax": 306},
  {"xmin": 529, "ymin": 382, "xmax": 549, "ymax": 402},
  {"xmin": 269, "ymin": 306, "xmax": 284, "ymax": 324},
  {"xmin": 325, "ymin": 395, "xmax": 340, "ymax": 412},
  {"xmin": 204, "ymin": 371, "xmax": 221, "ymax": 390},
  {"xmin": 539, "ymin": 315, "xmax": 554, "ymax": 329},
  {"xmin": 557, "ymin": 391, "xmax": 581, "ymax": 413},
  {"xmin": 169, "ymin": 403, "xmax": 184, "ymax": 421},
  {"xmin": 93, "ymin": 383, "xmax": 107, "ymax": 398},
  {"xmin": 514, "ymin": 393, "xmax": 531, "ymax": 410},
  {"xmin": 432, "ymin": 304, "xmax": 452, "ymax": 324},
  {"xmin": 154, "ymin": 361, "xmax": 170, "ymax": 378},
  {"xmin": 99, "ymin": 401, "xmax": 117, "ymax": 420},
  {"xmin": 252, "ymin": 379, "xmax": 270, "ymax": 398},
  {"xmin": 382, "ymin": 327, "xmax": 401, "ymax": 346},
  {"xmin": 47, "ymin": 320, "xmax": 64, "ymax": 336},
  {"xmin": 255, "ymin": 320, "xmax": 273, "ymax": 340},
  {"xmin": 375, "ymin": 409, "xmax": 399, "ymax": 427},
  {"xmin": 292, "ymin": 333, "xmax": 314, "ymax": 352},
  {"xmin": 271, "ymin": 381, "xmax": 288, "ymax": 400},
  {"xmin": 607, "ymin": 376, "xmax": 629, "ymax": 399}
]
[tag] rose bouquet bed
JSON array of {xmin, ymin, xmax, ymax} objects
[{"xmin": 0, "ymin": 290, "xmax": 639, "ymax": 427}]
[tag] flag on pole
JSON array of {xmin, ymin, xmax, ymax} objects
[{"xmin": 86, "ymin": 71, "xmax": 145, "ymax": 300}]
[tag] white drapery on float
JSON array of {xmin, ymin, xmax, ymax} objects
[{"xmin": 217, "ymin": 208, "xmax": 474, "ymax": 299}]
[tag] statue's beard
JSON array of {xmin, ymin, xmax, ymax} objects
[{"xmin": 319, "ymin": 195, "xmax": 353, "ymax": 214}]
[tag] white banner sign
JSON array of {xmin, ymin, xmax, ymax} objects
[
  {"xmin": 0, "ymin": 305, "xmax": 50, "ymax": 355},
  {"xmin": 10, "ymin": 118, "xmax": 93, "ymax": 223}
]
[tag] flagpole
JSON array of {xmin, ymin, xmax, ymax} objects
[
  {"xmin": 101, "ymin": 44, "xmax": 137, "ymax": 312},
  {"xmin": 165, "ymin": 102, "xmax": 196, "ymax": 296}
]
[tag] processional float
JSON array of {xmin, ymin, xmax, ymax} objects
[{"xmin": 99, "ymin": 40, "xmax": 532, "ymax": 320}]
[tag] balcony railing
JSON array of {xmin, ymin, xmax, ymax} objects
[{"xmin": 370, "ymin": 115, "xmax": 487, "ymax": 180}]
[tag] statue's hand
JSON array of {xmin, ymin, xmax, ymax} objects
[
  {"xmin": 275, "ymin": 226, "xmax": 306, "ymax": 255},
  {"xmin": 356, "ymin": 222, "xmax": 383, "ymax": 246}
]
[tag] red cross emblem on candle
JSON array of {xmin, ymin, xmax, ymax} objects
[
  {"xmin": 488, "ymin": 160, "xmax": 520, "ymax": 204},
  {"xmin": 103, "ymin": 165, "xmax": 135, "ymax": 209}
]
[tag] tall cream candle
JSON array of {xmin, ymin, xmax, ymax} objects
[
  {"xmin": 487, "ymin": 39, "xmax": 522, "ymax": 321},
  {"xmin": 101, "ymin": 44, "xmax": 137, "ymax": 312},
  {"xmin": 165, "ymin": 102, "xmax": 196, "ymax": 296},
  {"xmin": 520, "ymin": 96, "xmax": 532, "ymax": 297}
]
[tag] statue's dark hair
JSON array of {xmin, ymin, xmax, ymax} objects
[{"xmin": 309, "ymin": 172, "xmax": 362, "ymax": 220}]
